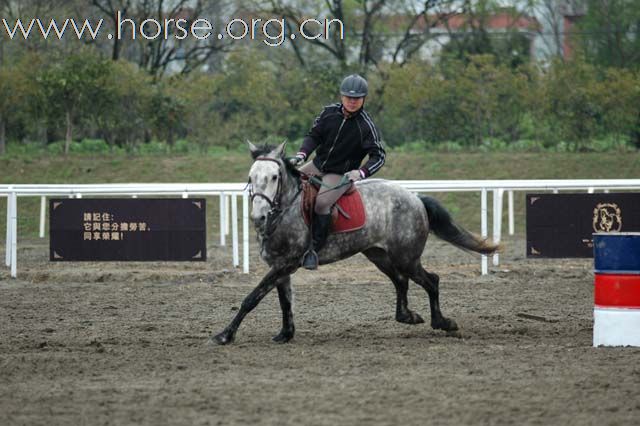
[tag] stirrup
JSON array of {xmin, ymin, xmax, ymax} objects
[{"xmin": 301, "ymin": 249, "xmax": 319, "ymax": 270}]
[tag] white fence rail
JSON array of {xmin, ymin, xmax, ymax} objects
[{"xmin": 3, "ymin": 180, "xmax": 640, "ymax": 279}]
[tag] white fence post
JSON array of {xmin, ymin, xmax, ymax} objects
[
  {"xmin": 231, "ymin": 193, "xmax": 239, "ymax": 267},
  {"xmin": 243, "ymin": 191, "xmax": 250, "ymax": 274},
  {"xmin": 10, "ymin": 192, "xmax": 17, "ymax": 278},
  {"xmin": 219, "ymin": 192, "xmax": 226, "ymax": 246},
  {"xmin": 39, "ymin": 196, "xmax": 46, "ymax": 238},
  {"xmin": 481, "ymin": 188, "xmax": 488, "ymax": 275},
  {"xmin": 493, "ymin": 189, "xmax": 504, "ymax": 267},
  {"xmin": 508, "ymin": 190, "xmax": 514, "ymax": 236},
  {"xmin": 5, "ymin": 189, "xmax": 12, "ymax": 267},
  {"xmin": 225, "ymin": 194, "xmax": 231, "ymax": 237}
]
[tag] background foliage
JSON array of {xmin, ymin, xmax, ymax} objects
[{"xmin": 0, "ymin": 0, "xmax": 639, "ymax": 155}]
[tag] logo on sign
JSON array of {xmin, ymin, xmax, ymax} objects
[{"xmin": 592, "ymin": 203, "xmax": 622, "ymax": 233}]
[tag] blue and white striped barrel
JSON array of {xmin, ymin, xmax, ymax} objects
[{"xmin": 593, "ymin": 232, "xmax": 640, "ymax": 347}]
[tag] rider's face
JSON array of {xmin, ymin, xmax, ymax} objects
[{"xmin": 341, "ymin": 96, "xmax": 365, "ymax": 113}]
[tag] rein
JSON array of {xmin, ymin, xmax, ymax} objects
[{"xmin": 294, "ymin": 163, "xmax": 352, "ymax": 192}]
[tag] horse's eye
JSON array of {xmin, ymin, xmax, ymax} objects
[{"xmin": 271, "ymin": 175, "xmax": 278, "ymax": 181}]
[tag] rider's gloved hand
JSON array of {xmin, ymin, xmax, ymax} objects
[
  {"xmin": 288, "ymin": 153, "xmax": 306, "ymax": 167},
  {"xmin": 345, "ymin": 169, "xmax": 364, "ymax": 182}
]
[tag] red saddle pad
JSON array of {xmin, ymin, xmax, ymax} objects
[{"xmin": 301, "ymin": 189, "xmax": 366, "ymax": 234}]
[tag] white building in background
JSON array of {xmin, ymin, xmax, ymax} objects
[
  {"xmin": 371, "ymin": 3, "xmax": 589, "ymax": 64},
  {"xmin": 530, "ymin": 0, "xmax": 587, "ymax": 61},
  {"xmin": 372, "ymin": 10, "xmax": 541, "ymax": 64}
]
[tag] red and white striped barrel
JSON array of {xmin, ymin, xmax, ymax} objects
[{"xmin": 593, "ymin": 232, "xmax": 640, "ymax": 347}]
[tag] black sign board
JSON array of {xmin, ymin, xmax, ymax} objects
[
  {"xmin": 526, "ymin": 193, "xmax": 640, "ymax": 258},
  {"xmin": 50, "ymin": 198, "xmax": 206, "ymax": 261}
]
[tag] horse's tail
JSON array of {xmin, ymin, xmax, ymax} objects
[{"xmin": 420, "ymin": 195, "xmax": 500, "ymax": 255}]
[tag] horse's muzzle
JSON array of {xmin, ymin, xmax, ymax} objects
[{"xmin": 253, "ymin": 215, "xmax": 266, "ymax": 231}]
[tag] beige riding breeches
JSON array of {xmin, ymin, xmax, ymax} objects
[{"xmin": 299, "ymin": 161, "xmax": 354, "ymax": 215}]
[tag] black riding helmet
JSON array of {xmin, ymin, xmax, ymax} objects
[{"xmin": 340, "ymin": 74, "xmax": 368, "ymax": 98}]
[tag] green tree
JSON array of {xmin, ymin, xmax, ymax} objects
[
  {"xmin": 0, "ymin": 67, "xmax": 17, "ymax": 155},
  {"xmin": 576, "ymin": 0, "xmax": 640, "ymax": 69},
  {"xmin": 38, "ymin": 51, "xmax": 113, "ymax": 154},
  {"xmin": 93, "ymin": 60, "xmax": 153, "ymax": 148},
  {"xmin": 150, "ymin": 83, "xmax": 185, "ymax": 147},
  {"xmin": 537, "ymin": 58, "xmax": 604, "ymax": 150},
  {"xmin": 381, "ymin": 55, "xmax": 531, "ymax": 146},
  {"xmin": 440, "ymin": 1, "xmax": 535, "ymax": 69},
  {"xmin": 597, "ymin": 68, "xmax": 640, "ymax": 145},
  {"xmin": 205, "ymin": 50, "xmax": 291, "ymax": 148}
]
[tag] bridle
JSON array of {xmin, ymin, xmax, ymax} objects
[
  {"xmin": 248, "ymin": 157, "xmax": 284, "ymax": 211},
  {"xmin": 248, "ymin": 156, "xmax": 296, "ymax": 239}
]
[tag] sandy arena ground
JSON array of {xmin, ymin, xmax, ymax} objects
[{"xmin": 1, "ymin": 235, "xmax": 639, "ymax": 426}]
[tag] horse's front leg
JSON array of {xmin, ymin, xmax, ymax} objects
[
  {"xmin": 272, "ymin": 275, "xmax": 295, "ymax": 343},
  {"xmin": 212, "ymin": 267, "xmax": 288, "ymax": 345}
]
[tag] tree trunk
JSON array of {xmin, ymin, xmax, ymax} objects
[
  {"xmin": 65, "ymin": 109, "xmax": 73, "ymax": 155},
  {"xmin": 167, "ymin": 128, "xmax": 175, "ymax": 147},
  {"xmin": 40, "ymin": 121, "xmax": 49, "ymax": 146},
  {"xmin": 112, "ymin": 36, "xmax": 121, "ymax": 61},
  {"xmin": 0, "ymin": 113, "xmax": 6, "ymax": 156}
]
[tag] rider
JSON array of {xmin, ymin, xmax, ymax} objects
[{"xmin": 288, "ymin": 74, "xmax": 386, "ymax": 270}]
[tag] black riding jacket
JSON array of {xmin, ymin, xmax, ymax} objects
[{"xmin": 298, "ymin": 103, "xmax": 385, "ymax": 177}]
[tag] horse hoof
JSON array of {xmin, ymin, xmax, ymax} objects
[
  {"xmin": 271, "ymin": 330, "xmax": 294, "ymax": 343},
  {"xmin": 211, "ymin": 332, "xmax": 233, "ymax": 345},
  {"xmin": 272, "ymin": 331, "xmax": 294, "ymax": 344},
  {"xmin": 396, "ymin": 311, "xmax": 425, "ymax": 325},
  {"xmin": 446, "ymin": 329, "xmax": 463, "ymax": 338},
  {"xmin": 432, "ymin": 317, "xmax": 458, "ymax": 332}
]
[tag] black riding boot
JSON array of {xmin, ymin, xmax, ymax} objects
[{"xmin": 302, "ymin": 213, "xmax": 332, "ymax": 270}]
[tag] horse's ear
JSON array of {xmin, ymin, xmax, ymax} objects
[
  {"xmin": 247, "ymin": 140, "xmax": 260, "ymax": 159},
  {"xmin": 272, "ymin": 141, "xmax": 287, "ymax": 158}
]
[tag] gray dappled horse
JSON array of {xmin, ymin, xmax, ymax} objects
[{"xmin": 212, "ymin": 142, "xmax": 499, "ymax": 345}]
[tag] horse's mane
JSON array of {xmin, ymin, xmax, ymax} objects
[{"xmin": 250, "ymin": 143, "xmax": 302, "ymax": 181}]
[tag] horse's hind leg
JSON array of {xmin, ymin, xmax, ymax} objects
[
  {"xmin": 406, "ymin": 262, "xmax": 458, "ymax": 332},
  {"xmin": 273, "ymin": 275, "xmax": 295, "ymax": 343},
  {"xmin": 363, "ymin": 248, "xmax": 424, "ymax": 325}
]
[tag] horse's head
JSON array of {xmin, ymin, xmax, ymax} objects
[{"xmin": 247, "ymin": 141, "xmax": 289, "ymax": 230}]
